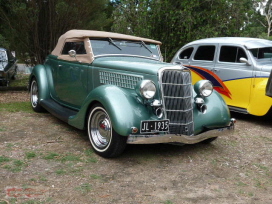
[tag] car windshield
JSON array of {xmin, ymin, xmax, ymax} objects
[
  {"xmin": 90, "ymin": 38, "xmax": 160, "ymax": 60},
  {"xmin": 0, "ymin": 50, "xmax": 7, "ymax": 62},
  {"xmin": 249, "ymin": 47, "xmax": 272, "ymax": 60}
]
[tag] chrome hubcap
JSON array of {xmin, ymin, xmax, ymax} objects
[
  {"xmin": 90, "ymin": 108, "xmax": 112, "ymax": 149},
  {"xmin": 31, "ymin": 80, "xmax": 38, "ymax": 108}
]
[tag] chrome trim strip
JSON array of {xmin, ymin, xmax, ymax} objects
[{"xmin": 94, "ymin": 54, "xmax": 161, "ymax": 61}]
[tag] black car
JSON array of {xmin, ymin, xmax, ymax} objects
[
  {"xmin": 266, "ymin": 70, "xmax": 272, "ymax": 98},
  {"xmin": 0, "ymin": 47, "xmax": 17, "ymax": 86}
]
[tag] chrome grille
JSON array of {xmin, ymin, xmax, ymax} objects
[
  {"xmin": 99, "ymin": 71, "xmax": 143, "ymax": 89},
  {"xmin": 160, "ymin": 69, "xmax": 194, "ymax": 135}
]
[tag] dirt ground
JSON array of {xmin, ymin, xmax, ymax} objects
[{"xmin": 0, "ymin": 91, "xmax": 272, "ymax": 204}]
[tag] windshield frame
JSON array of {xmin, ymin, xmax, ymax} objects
[{"xmin": 90, "ymin": 38, "xmax": 162, "ymax": 61}]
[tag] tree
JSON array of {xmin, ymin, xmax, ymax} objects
[
  {"xmin": 111, "ymin": 0, "xmax": 254, "ymax": 62},
  {"xmin": 0, "ymin": 34, "xmax": 10, "ymax": 48},
  {"xmin": 0, "ymin": 0, "xmax": 113, "ymax": 64},
  {"xmin": 253, "ymin": 0, "xmax": 272, "ymax": 38}
]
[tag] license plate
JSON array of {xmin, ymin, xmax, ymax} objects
[{"xmin": 140, "ymin": 120, "xmax": 169, "ymax": 133}]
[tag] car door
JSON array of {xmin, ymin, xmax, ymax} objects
[
  {"xmin": 213, "ymin": 45, "xmax": 254, "ymax": 110},
  {"xmin": 54, "ymin": 41, "xmax": 90, "ymax": 108},
  {"xmin": 183, "ymin": 44, "xmax": 227, "ymax": 92},
  {"xmin": 189, "ymin": 44, "xmax": 217, "ymax": 72}
]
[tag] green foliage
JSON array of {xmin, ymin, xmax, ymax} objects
[
  {"xmin": 111, "ymin": 0, "xmax": 258, "ymax": 62},
  {"xmin": 0, "ymin": 34, "xmax": 10, "ymax": 48},
  {"xmin": 0, "ymin": 0, "xmax": 114, "ymax": 64}
]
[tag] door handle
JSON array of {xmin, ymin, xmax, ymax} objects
[{"xmin": 211, "ymin": 68, "xmax": 219, "ymax": 72}]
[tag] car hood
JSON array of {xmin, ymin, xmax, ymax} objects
[
  {"xmin": 91, "ymin": 56, "xmax": 179, "ymax": 75},
  {"xmin": 255, "ymin": 60, "xmax": 272, "ymax": 72}
]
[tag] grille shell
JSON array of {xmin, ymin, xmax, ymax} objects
[{"xmin": 160, "ymin": 68, "xmax": 194, "ymax": 135}]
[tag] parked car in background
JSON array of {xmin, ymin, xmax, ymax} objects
[
  {"xmin": 0, "ymin": 47, "xmax": 17, "ymax": 86},
  {"xmin": 266, "ymin": 69, "xmax": 272, "ymax": 98},
  {"xmin": 171, "ymin": 37, "xmax": 272, "ymax": 116},
  {"xmin": 29, "ymin": 30, "xmax": 235, "ymax": 158}
]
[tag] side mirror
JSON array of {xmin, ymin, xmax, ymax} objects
[
  {"xmin": 68, "ymin": 50, "xmax": 76, "ymax": 58},
  {"xmin": 239, "ymin": 57, "xmax": 251, "ymax": 66}
]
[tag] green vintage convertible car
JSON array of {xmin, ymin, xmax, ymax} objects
[{"xmin": 29, "ymin": 30, "xmax": 235, "ymax": 157}]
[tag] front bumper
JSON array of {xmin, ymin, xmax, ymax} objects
[{"xmin": 127, "ymin": 118, "xmax": 235, "ymax": 144}]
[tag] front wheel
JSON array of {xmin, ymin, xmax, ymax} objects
[
  {"xmin": 30, "ymin": 78, "xmax": 44, "ymax": 112},
  {"xmin": 87, "ymin": 104, "xmax": 127, "ymax": 158}
]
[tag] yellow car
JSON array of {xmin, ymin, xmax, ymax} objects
[{"xmin": 171, "ymin": 37, "xmax": 272, "ymax": 116}]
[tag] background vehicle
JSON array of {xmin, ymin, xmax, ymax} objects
[
  {"xmin": 266, "ymin": 70, "xmax": 272, "ymax": 98},
  {"xmin": 29, "ymin": 30, "xmax": 235, "ymax": 158},
  {"xmin": 0, "ymin": 47, "xmax": 17, "ymax": 86},
  {"xmin": 171, "ymin": 37, "xmax": 272, "ymax": 116}
]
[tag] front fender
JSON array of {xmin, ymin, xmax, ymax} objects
[
  {"xmin": 69, "ymin": 85, "xmax": 153, "ymax": 136},
  {"xmin": 29, "ymin": 64, "xmax": 50, "ymax": 101},
  {"xmin": 193, "ymin": 90, "xmax": 231, "ymax": 135}
]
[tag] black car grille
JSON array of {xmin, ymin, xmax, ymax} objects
[{"xmin": 160, "ymin": 69, "xmax": 194, "ymax": 135}]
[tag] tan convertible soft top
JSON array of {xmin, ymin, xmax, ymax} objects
[{"xmin": 51, "ymin": 30, "xmax": 162, "ymax": 63}]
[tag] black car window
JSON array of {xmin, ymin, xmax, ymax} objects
[
  {"xmin": 179, "ymin": 47, "xmax": 194, "ymax": 59},
  {"xmin": 62, "ymin": 41, "xmax": 87, "ymax": 55},
  {"xmin": 194, "ymin": 46, "xmax": 215, "ymax": 61},
  {"xmin": 249, "ymin": 47, "xmax": 272, "ymax": 59},
  {"xmin": 219, "ymin": 46, "xmax": 247, "ymax": 63},
  {"xmin": 6, "ymin": 50, "xmax": 15, "ymax": 61}
]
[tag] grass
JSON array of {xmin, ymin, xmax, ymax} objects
[
  {"xmin": 75, "ymin": 183, "xmax": 92, "ymax": 194},
  {"xmin": 55, "ymin": 169, "xmax": 67, "ymax": 175},
  {"xmin": 0, "ymin": 101, "xmax": 32, "ymax": 112},
  {"xmin": 162, "ymin": 201, "xmax": 174, "ymax": 204},
  {"xmin": 90, "ymin": 174, "xmax": 103, "ymax": 180},
  {"xmin": 42, "ymin": 152, "xmax": 60, "ymax": 160},
  {"xmin": 0, "ymin": 156, "xmax": 10, "ymax": 163},
  {"xmin": 3, "ymin": 159, "xmax": 26, "ymax": 172},
  {"xmin": 60, "ymin": 153, "xmax": 82, "ymax": 162},
  {"xmin": 10, "ymin": 73, "xmax": 29, "ymax": 88},
  {"xmin": 25, "ymin": 151, "xmax": 37, "ymax": 159}
]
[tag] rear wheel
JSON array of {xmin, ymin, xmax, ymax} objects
[
  {"xmin": 30, "ymin": 78, "xmax": 44, "ymax": 112},
  {"xmin": 87, "ymin": 104, "xmax": 127, "ymax": 158}
]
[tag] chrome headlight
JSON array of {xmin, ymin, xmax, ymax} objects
[
  {"xmin": 136, "ymin": 80, "xmax": 156, "ymax": 99},
  {"xmin": 194, "ymin": 80, "xmax": 213, "ymax": 97}
]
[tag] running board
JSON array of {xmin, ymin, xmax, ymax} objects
[
  {"xmin": 228, "ymin": 106, "xmax": 248, "ymax": 114},
  {"xmin": 40, "ymin": 99, "xmax": 78, "ymax": 123}
]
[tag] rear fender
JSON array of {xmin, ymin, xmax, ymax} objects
[
  {"xmin": 247, "ymin": 78, "xmax": 272, "ymax": 116},
  {"xmin": 29, "ymin": 64, "xmax": 50, "ymax": 101}
]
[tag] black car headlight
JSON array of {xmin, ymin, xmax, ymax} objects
[
  {"xmin": 136, "ymin": 80, "xmax": 156, "ymax": 99},
  {"xmin": 194, "ymin": 80, "xmax": 213, "ymax": 97}
]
